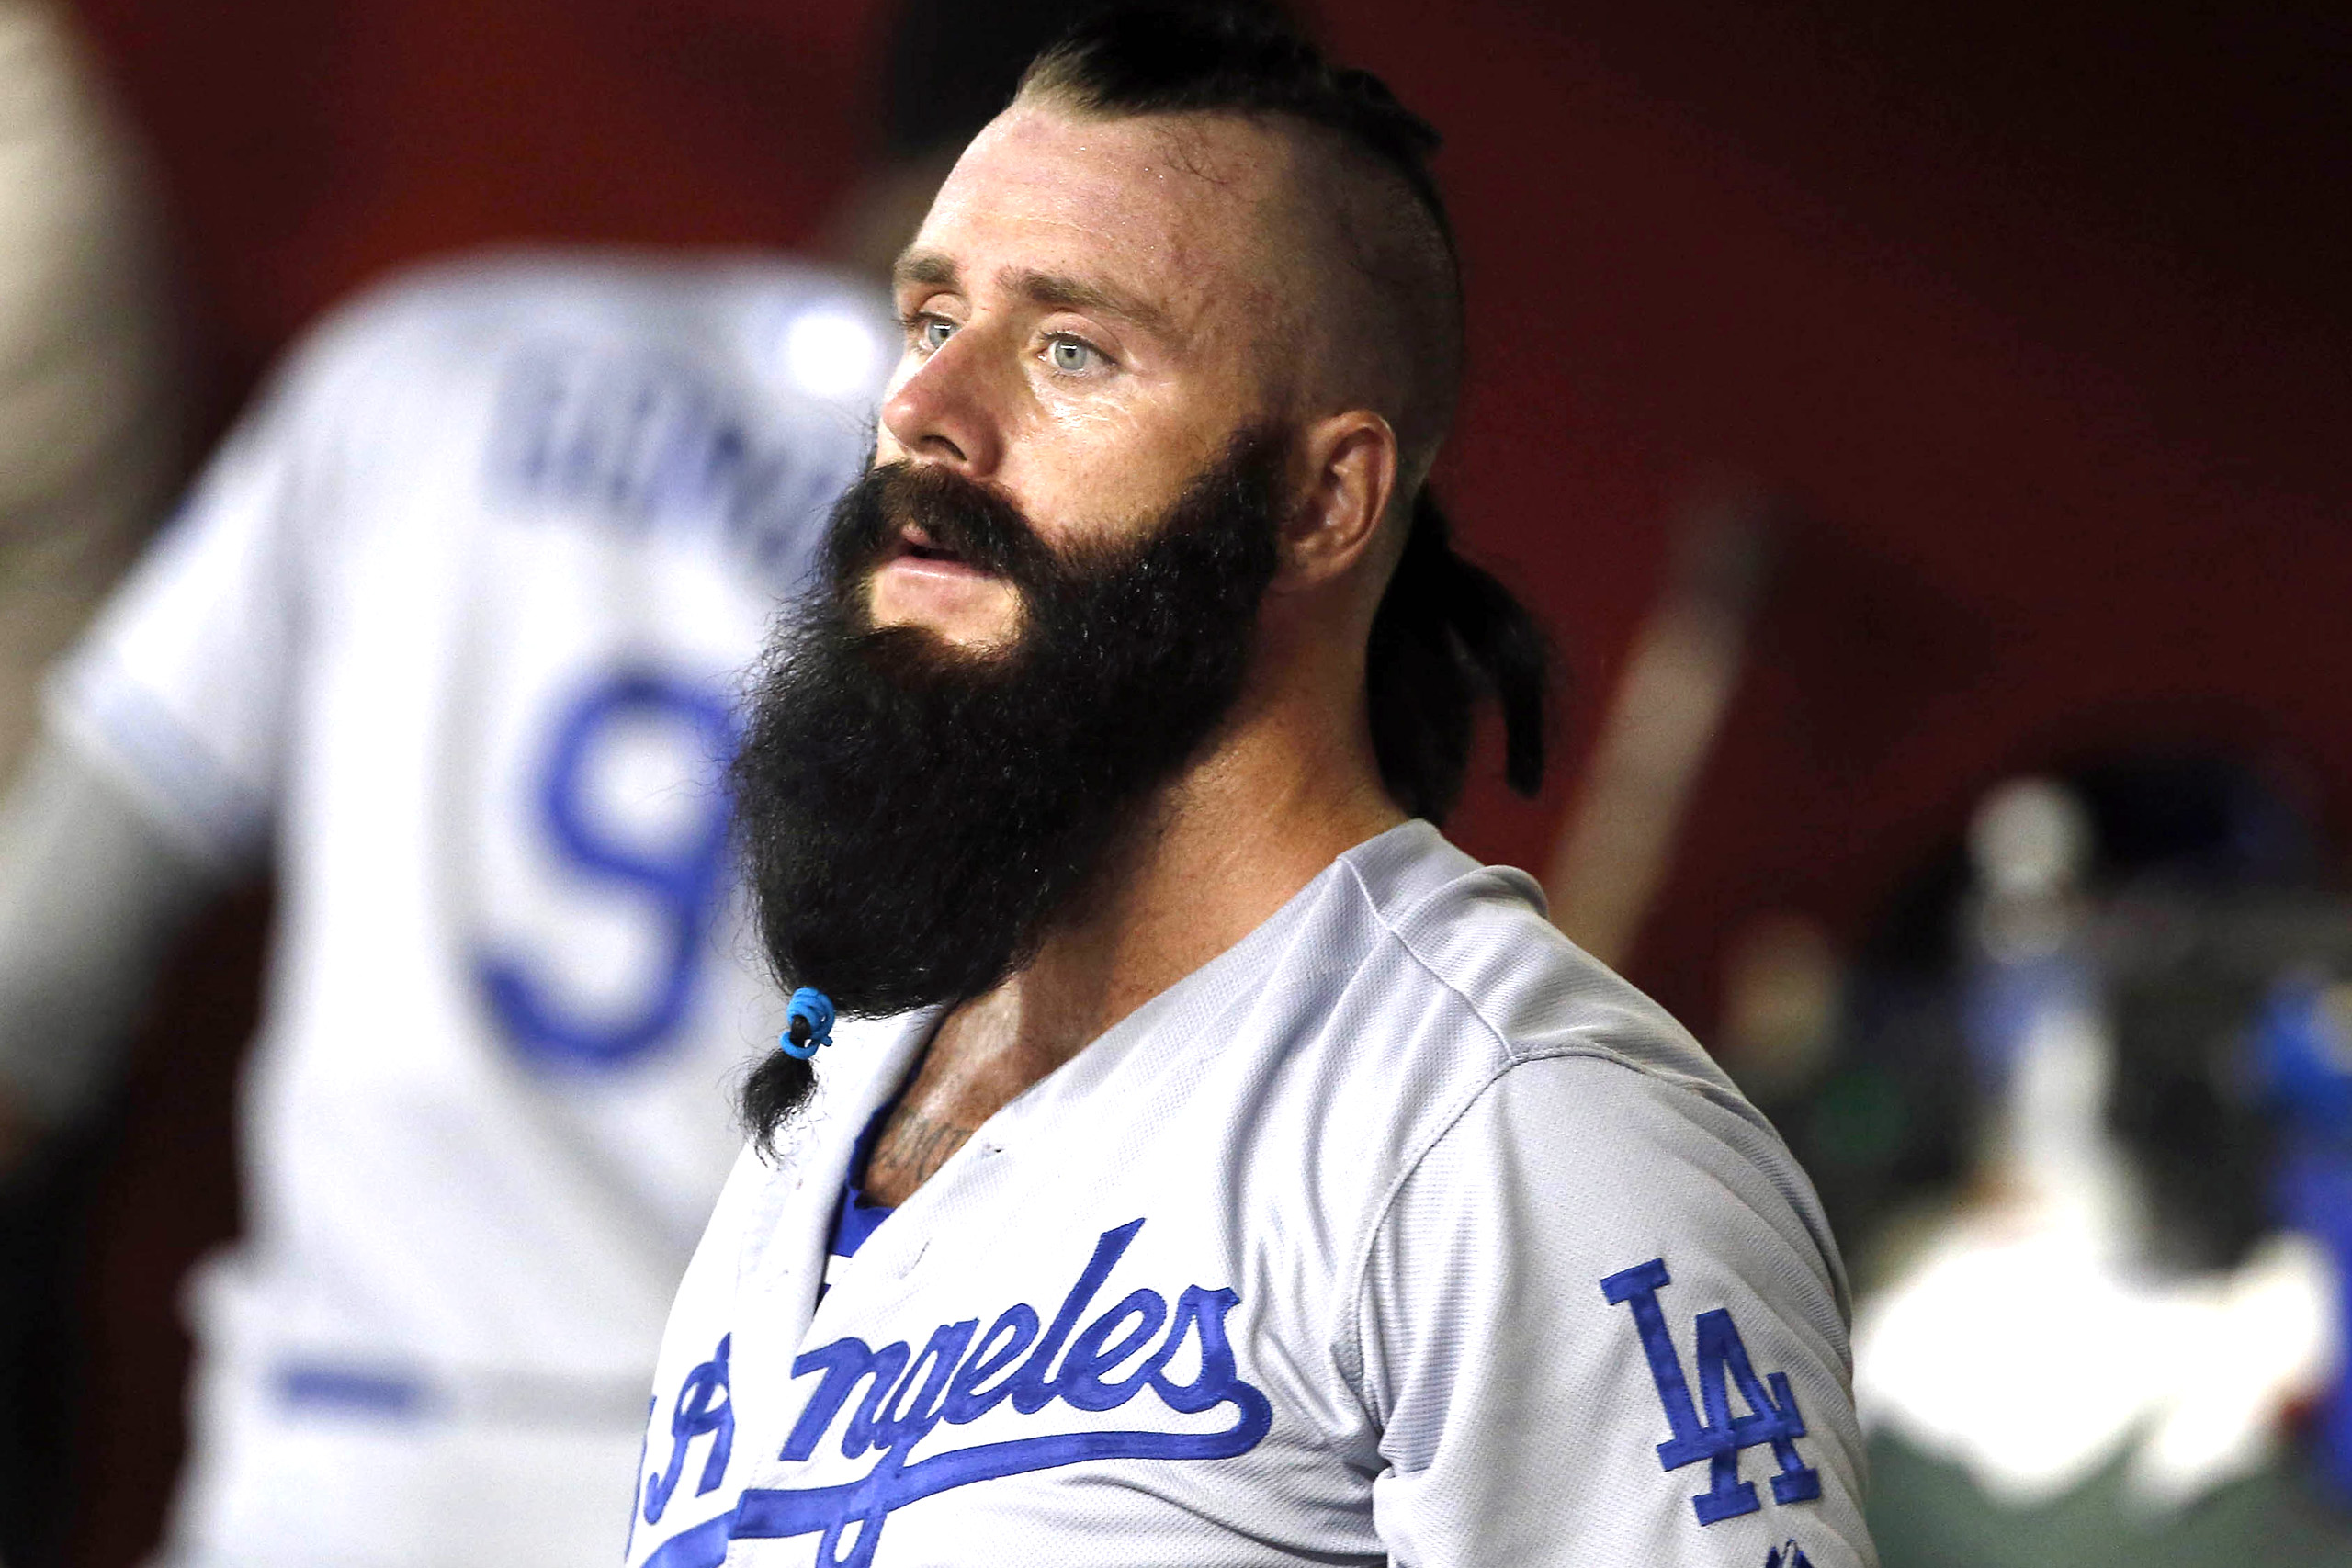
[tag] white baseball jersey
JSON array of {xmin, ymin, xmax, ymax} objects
[
  {"xmin": 44, "ymin": 250, "xmax": 894, "ymax": 1564},
  {"xmin": 633, "ymin": 821, "xmax": 1875, "ymax": 1567}
]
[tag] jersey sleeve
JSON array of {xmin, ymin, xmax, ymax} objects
[
  {"xmin": 1356, "ymin": 1052, "xmax": 1876, "ymax": 1568},
  {"xmin": 40, "ymin": 316, "xmax": 368, "ymax": 866}
]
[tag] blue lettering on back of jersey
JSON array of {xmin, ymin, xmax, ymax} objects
[
  {"xmin": 638, "ymin": 1220, "xmax": 1272, "ymax": 1568},
  {"xmin": 1601, "ymin": 1258, "xmax": 1821, "ymax": 1525},
  {"xmin": 487, "ymin": 345, "xmax": 847, "ymax": 587}
]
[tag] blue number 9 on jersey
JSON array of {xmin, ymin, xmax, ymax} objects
[{"xmin": 477, "ymin": 668, "xmax": 741, "ymax": 1071}]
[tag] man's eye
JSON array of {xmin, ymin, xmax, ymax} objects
[
  {"xmin": 916, "ymin": 317, "xmax": 956, "ymax": 352},
  {"xmin": 1046, "ymin": 336, "xmax": 1102, "ymax": 373}
]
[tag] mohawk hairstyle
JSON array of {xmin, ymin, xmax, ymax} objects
[{"xmin": 1020, "ymin": 1, "xmax": 1548, "ymax": 820}]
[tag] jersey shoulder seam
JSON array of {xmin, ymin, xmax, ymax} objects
[
  {"xmin": 1334, "ymin": 1034, "xmax": 1745, "ymax": 1424},
  {"xmin": 1339, "ymin": 852, "xmax": 1760, "ymax": 1111},
  {"xmin": 1330, "ymin": 856, "xmax": 1790, "ymax": 1430},
  {"xmin": 1329, "ymin": 856, "xmax": 1547, "ymax": 1429},
  {"xmin": 1338, "ymin": 855, "xmax": 1521, "ymax": 1061}
]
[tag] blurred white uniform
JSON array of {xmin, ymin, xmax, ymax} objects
[{"xmin": 44, "ymin": 253, "xmax": 891, "ymax": 1565}]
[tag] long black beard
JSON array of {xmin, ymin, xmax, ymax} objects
[{"xmin": 733, "ymin": 431, "xmax": 1287, "ymax": 1148}]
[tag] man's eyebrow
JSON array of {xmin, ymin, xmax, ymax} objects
[
  {"xmin": 892, "ymin": 253, "xmax": 1182, "ymax": 343},
  {"xmin": 1005, "ymin": 268, "xmax": 1183, "ymax": 342},
  {"xmin": 892, "ymin": 250, "xmax": 958, "ymax": 292}
]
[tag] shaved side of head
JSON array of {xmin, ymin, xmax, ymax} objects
[{"xmin": 1274, "ymin": 118, "xmax": 1464, "ymax": 492}]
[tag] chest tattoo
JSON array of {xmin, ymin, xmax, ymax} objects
[{"xmin": 866, "ymin": 1105, "xmax": 978, "ymax": 1199}]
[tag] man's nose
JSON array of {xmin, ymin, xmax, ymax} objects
[{"xmin": 879, "ymin": 331, "xmax": 1005, "ymax": 476}]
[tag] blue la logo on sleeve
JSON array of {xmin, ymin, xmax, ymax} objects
[{"xmin": 1600, "ymin": 1258, "xmax": 1822, "ymax": 1526}]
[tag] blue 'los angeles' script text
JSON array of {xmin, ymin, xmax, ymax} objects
[{"xmin": 640, "ymin": 1218, "xmax": 1272, "ymax": 1568}]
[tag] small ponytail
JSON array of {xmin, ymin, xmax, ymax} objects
[
  {"xmin": 1364, "ymin": 489, "xmax": 1549, "ymax": 823},
  {"xmin": 740, "ymin": 1050, "xmax": 816, "ymax": 1159}
]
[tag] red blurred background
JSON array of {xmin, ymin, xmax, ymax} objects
[{"xmin": 50, "ymin": 0, "xmax": 2352, "ymax": 1555}]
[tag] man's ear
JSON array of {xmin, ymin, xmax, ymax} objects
[{"xmin": 1272, "ymin": 411, "xmax": 1397, "ymax": 593}]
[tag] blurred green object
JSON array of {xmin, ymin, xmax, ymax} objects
[{"xmin": 1869, "ymin": 1432, "xmax": 2352, "ymax": 1567}]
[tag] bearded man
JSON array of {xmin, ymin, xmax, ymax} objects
[{"xmin": 628, "ymin": 7, "xmax": 1874, "ymax": 1565}]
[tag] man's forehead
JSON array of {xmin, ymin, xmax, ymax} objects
[{"xmin": 908, "ymin": 105, "xmax": 1296, "ymax": 329}]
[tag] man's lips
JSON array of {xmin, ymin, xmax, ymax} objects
[
  {"xmin": 885, "ymin": 524, "xmax": 992, "ymax": 578},
  {"xmin": 867, "ymin": 517, "xmax": 1021, "ymax": 640}
]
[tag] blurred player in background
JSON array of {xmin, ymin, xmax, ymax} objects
[
  {"xmin": 0, "ymin": 3, "xmax": 179, "ymax": 1561},
  {"xmin": 0, "ymin": 1, "xmax": 1098, "ymax": 1562}
]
